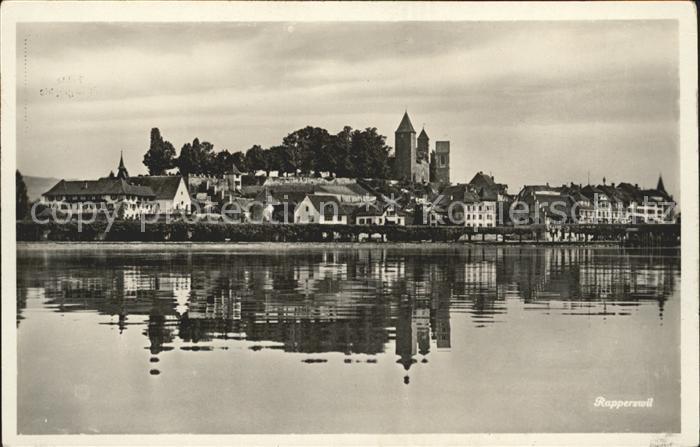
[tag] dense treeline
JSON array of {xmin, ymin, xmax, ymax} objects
[{"xmin": 142, "ymin": 126, "xmax": 393, "ymax": 178}]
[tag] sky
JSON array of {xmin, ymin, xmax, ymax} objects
[{"xmin": 16, "ymin": 21, "xmax": 680, "ymax": 199}]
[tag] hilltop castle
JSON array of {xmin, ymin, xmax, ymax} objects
[{"xmin": 394, "ymin": 111, "xmax": 450, "ymax": 184}]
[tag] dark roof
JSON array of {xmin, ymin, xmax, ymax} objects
[
  {"xmin": 43, "ymin": 178, "xmax": 155, "ymax": 198},
  {"xmin": 435, "ymin": 184, "xmax": 481, "ymax": 208},
  {"xmin": 396, "ymin": 111, "xmax": 416, "ymax": 133},
  {"xmin": 130, "ymin": 176, "xmax": 185, "ymax": 200},
  {"xmin": 353, "ymin": 203, "xmax": 386, "ymax": 217},
  {"xmin": 469, "ymin": 172, "xmax": 496, "ymax": 188},
  {"xmin": 468, "ymin": 172, "xmax": 508, "ymax": 200},
  {"xmin": 418, "ymin": 128, "xmax": 429, "ymax": 140}
]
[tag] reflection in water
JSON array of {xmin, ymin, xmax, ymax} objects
[
  {"xmin": 16, "ymin": 245, "xmax": 681, "ymax": 434},
  {"xmin": 17, "ymin": 246, "xmax": 677, "ymax": 382}
]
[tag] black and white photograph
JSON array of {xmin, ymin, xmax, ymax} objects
[{"xmin": 1, "ymin": 2, "xmax": 698, "ymax": 446}]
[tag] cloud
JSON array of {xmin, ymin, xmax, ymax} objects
[{"xmin": 16, "ymin": 20, "xmax": 680, "ymax": 199}]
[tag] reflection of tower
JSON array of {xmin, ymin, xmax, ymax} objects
[
  {"xmin": 435, "ymin": 305, "xmax": 451, "ymax": 349},
  {"xmin": 395, "ymin": 301, "xmax": 417, "ymax": 370},
  {"xmin": 415, "ymin": 307, "xmax": 431, "ymax": 357},
  {"xmin": 145, "ymin": 314, "xmax": 174, "ymax": 355}
]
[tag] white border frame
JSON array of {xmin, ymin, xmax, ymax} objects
[{"xmin": 2, "ymin": 2, "xmax": 698, "ymax": 446}]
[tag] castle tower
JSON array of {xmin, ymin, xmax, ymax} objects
[
  {"xmin": 395, "ymin": 111, "xmax": 417, "ymax": 182},
  {"xmin": 417, "ymin": 127, "xmax": 430, "ymax": 163},
  {"xmin": 433, "ymin": 141, "xmax": 450, "ymax": 185}
]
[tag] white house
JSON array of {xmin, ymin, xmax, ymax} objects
[
  {"xmin": 294, "ymin": 195, "xmax": 351, "ymax": 224},
  {"xmin": 42, "ymin": 177, "xmax": 157, "ymax": 219},
  {"xmin": 354, "ymin": 203, "xmax": 406, "ymax": 226},
  {"xmin": 130, "ymin": 175, "xmax": 191, "ymax": 214}
]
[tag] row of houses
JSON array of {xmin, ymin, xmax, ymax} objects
[{"xmin": 40, "ymin": 153, "xmax": 676, "ymax": 227}]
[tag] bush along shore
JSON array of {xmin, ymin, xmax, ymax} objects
[{"xmin": 16, "ymin": 221, "xmax": 680, "ymax": 245}]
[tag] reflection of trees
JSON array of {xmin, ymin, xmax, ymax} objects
[{"xmin": 17, "ymin": 246, "xmax": 679, "ymax": 371}]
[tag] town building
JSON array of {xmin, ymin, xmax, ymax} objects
[
  {"xmin": 42, "ymin": 177, "xmax": 157, "ymax": 219},
  {"xmin": 436, "ymin": 184, "xmax": 497, "ymax": 228},
  {"xmin": 42, "ymin": 153, "xmax": 158, "ymax": 219},
  {"xmin": 130, "ymin": 175, "xmax": 191, "ymax": 214},
  {"xmin": 41, "ymin": 153, "xmax": 198, "ymax": 219},
  {"xmin": 579, "ymin": 177, "xmax": 676, "ymax": 224},
  {"xmin": 514, "ymin": 185, "xmax": 574, "ymax": 225},
  {"xmin": 353, "ymin": 202, "xmax": 406, "ymax": 226},
  {"xmin": 294, "ymin": 195, "xmax": 354, "ymax": 224}
]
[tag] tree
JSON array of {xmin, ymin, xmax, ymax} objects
[
  {"xmin": 210, "ymin": 150, "xmax": 233, "ymax": 177},
  {"xmin": 176, "ymin": 138, "xmax": 216, "ymax": 176},
  {"xmin": 268, "ymin": 145, "xmax": 294, "ymax": 176},
  {"xmin": 231, "ymin": 151, "xmax": 247, "ymax": 173},
  {"xmin": 350, "ymin": 127, "xmax": 390, "ymax": 179},
  {"xmin": 143, "ymin": 128, "xmax": 177, "ymax": 175},
  {"xmin": 16, "ymin": 170, "xmax": 30, "ymax": 220},
  {"xmin": 282, "ymin": 126, "xmax": 330, "ymax": 175},
  {"xmin": 325, "ymin": 126, "xmax": 354, "ymax": 177},
  {"xmin": 245, "ymin": 145, "xmax": 268, "ymax": 175},
  {"xmin": 177, "ymin": 142, "xmax": 196, "ymax": 176},
  {"xmin": 197, "ymin": 141, "xmax": 216, "ymax": 174}
]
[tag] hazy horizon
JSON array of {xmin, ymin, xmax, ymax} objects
[{"xmin": 16, "ymin": 21, "xmax": 680, "ymax": 198}]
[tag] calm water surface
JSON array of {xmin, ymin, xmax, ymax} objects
[{"xmin": 16, "ymin": 244, "xmax": 680, "ymax": 434}]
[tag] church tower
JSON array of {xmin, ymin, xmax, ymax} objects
[
  {"xmin": 657, "ymin": 174, "xmax": 667, "ymax": 194},
  {"xmin": 116, "ymin": 151, "xmax": 130, "ymax": 180},
  {"xmin": 395, "ymin": 111, "xmax": 416, "ymax": 182}
]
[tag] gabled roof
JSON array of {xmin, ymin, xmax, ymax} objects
[
  {"xmin": 43, "ymin": 178, "xmax": 155, "ymax": 198},
  {"xmin": 434, "ymin": 184, "xmax": 481, "ymax": 208},
  {"xmin": 300, "ymin": 194, "xmax": 355, "ymax": 217},
  {"xmin": 469, "ymin": 172, "xmax": 496, "ymax": 188},
  {"xmin": 418, "ymin": 128, "xmax": 429, "ymax": 140},
  {"xmin": 396, "ymin": 111, "xmax": 416, "ymax": 133},
  {"xmin": 130, "ymin": 176, "xmax": 186, "ymax": 201}
]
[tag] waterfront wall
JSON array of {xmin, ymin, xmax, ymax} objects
[{"xmin": 15, "ymin": 221, "xmax": 680, "ymax": 245}]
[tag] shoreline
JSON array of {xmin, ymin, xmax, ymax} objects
[{"xmin": 15, "ymin": 241, "xmax": 680, "ymax": 251}]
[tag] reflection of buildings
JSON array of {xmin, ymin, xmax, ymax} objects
[{"xmin": 17, "ymin": 246, "xmax": 678, "ymax": 377}]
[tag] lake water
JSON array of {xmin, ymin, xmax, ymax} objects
[{"xmin": 16, "ymin": 244, "xmax": 680, "ymax": 434}]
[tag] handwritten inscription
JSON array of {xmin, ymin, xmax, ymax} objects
[{"xmin": 38, "ymin": 75, "xmax": 96, "ymax": 100}]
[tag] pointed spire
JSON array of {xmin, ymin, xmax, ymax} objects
[
  {"xmin": 656, "ymin": 174, "xmax": 666, "ymax": 193},
  {"xmin": 116, "ymin": 150, "xmax": 129, "ymax": 180},
  {"xmin": 396, "ymin": 110, "xmax": 416, "ymax": 133},
  {"xmin": 418, "ymin": 126, "xmax": 429, "ymax": 140}
]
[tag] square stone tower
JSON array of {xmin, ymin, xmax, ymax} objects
[{"xmin": 434, "ymin": 141, "xmax": 450, "ymax": 185}]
